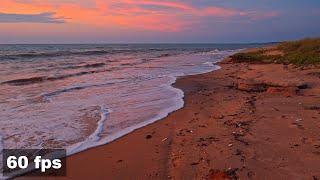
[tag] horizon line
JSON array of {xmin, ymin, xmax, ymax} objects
[{"xmin": 0, "ymin": 42, "xmax": 280, "ymax": 45}]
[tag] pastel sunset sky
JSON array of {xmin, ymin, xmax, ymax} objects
[{"xmin": 0, "ymin": 0, "xmax": 319, "ymax": 43}]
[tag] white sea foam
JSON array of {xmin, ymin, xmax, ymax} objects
[
  {"xmin": 204, "ymin": 49, "xmax": 220, "ymax": 55},
  {"xmin": 67, "ymin": 106, "xmax": 112, "ymax": 155},
  {"xmin": 66, "ymin": 55, "xmax": 226, "ymax": 156},
  {"xmin": 67, "ymin": 75, "xmax": 184, "ymax": 155}
]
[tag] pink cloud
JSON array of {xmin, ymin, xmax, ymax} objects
[{"xmin": 2, "ymin": 0, "xmax": 279, "ymax": 32}]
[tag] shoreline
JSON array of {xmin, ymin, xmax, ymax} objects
[
  {"xmin": 66, "ymin": 59, "xmax": 224, "ymax": 157},
  {"xmin": 24, "ymin": 48, "xmax": 320, "ymax": 179},
  {"xmin": 14, "ymin": 51, "xmax": 235, "ymax": 179},
  {"xmin": 59, "ymin": 66, "xmax": 227, "ymax": 179}
]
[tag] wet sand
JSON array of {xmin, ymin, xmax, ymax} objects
[{"xmin": 24, "ymin": 52, "xmax": 320, "ymax": 179}]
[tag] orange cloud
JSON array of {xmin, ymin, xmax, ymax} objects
[
  {"xmin": 122, "ymin": 0, "xmax": 194, "ymax": 10},
  {"xmin": 0, "ymin": 0, "xmax": 279, "ymax": 32}
]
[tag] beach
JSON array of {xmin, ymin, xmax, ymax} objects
[
  {"xmin": 57, "ymin": 48, "xmax": 320, "ymax": 179},
  {"xmin": 0, "ymin": 44, "xmax": 251, "ymax": 154},
  {"xmin": 2, "ymin": 0, "xmax": 320, "ymax": 179}
]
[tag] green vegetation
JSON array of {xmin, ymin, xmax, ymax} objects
[
  {"xmin": 230, "ymin": 50, "xmax": 281, "ymax": 64},
  {"xmin": 231, "ymin": 38, "xmax": 320, "ymax": 66},
  {"xmin": 278, "ymin": 38, "xmax": 320, "ymax": 65}
]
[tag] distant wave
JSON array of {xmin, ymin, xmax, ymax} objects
[
  {"xmin": 205, "ymin": 49, "xmax": 220, "ymax": 55},
  {"xmin": 41, "ymin": 81, "xmax": 122, "ymax": 98},
  {"xmin": 1, "ymin": 68, "xmax": 108, "ymax": 86},
  {"xmin": 0, "ymin": 48, "xmax": 176, "ymax": 60},
  {"xmin": 0, "ymin": 50, "xmax": 112, "ymax": 60},
  {"xmin": 62, "ymin": 63, "xmax": 105, "ymax": 70}
]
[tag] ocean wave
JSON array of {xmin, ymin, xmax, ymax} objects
[
  {"xmin": 0, "ymin": 50, "xmax": 111, "ymax": 60},
  {"xmin": 41, "ymin": 81, "xmax": 120, "ymax": 99},
  {"xmin": 1, "ymin": 76, "xmax": 46, "ymax": 86},
  {"xmin": 62, "ymin": 63, "xmax": 105, "ymax": 70},
  {"xmin": 0, "ymin": 49, "xmax": 153, "ymax": 60},
  {"xmin": 1, "ymin": 69, "xmax": 107, "ymax": 86},
  {"xmin": 0, "ymin": 48, "xmax": 177, "ymax": 60},
  {"xmin": 197, "ymin": 49, "xmax": 220, "ymax": 55}
]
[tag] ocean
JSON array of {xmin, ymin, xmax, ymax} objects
[{"xmin": 0, "ymin": 43, "xmax": 265, "ymax": 155}]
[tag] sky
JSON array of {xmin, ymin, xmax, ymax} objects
[{"xmin": 0, "ymin": 0, "xmax": 319, "ymax": 43}]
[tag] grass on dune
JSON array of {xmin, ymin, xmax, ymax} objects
[
  {"xmin": 231, "ymin": 38, "xmax": 320, "ymax": 66},
  {"xmin": 230, "ymin": 50, "xmax": 281, "ymax": 64}
]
